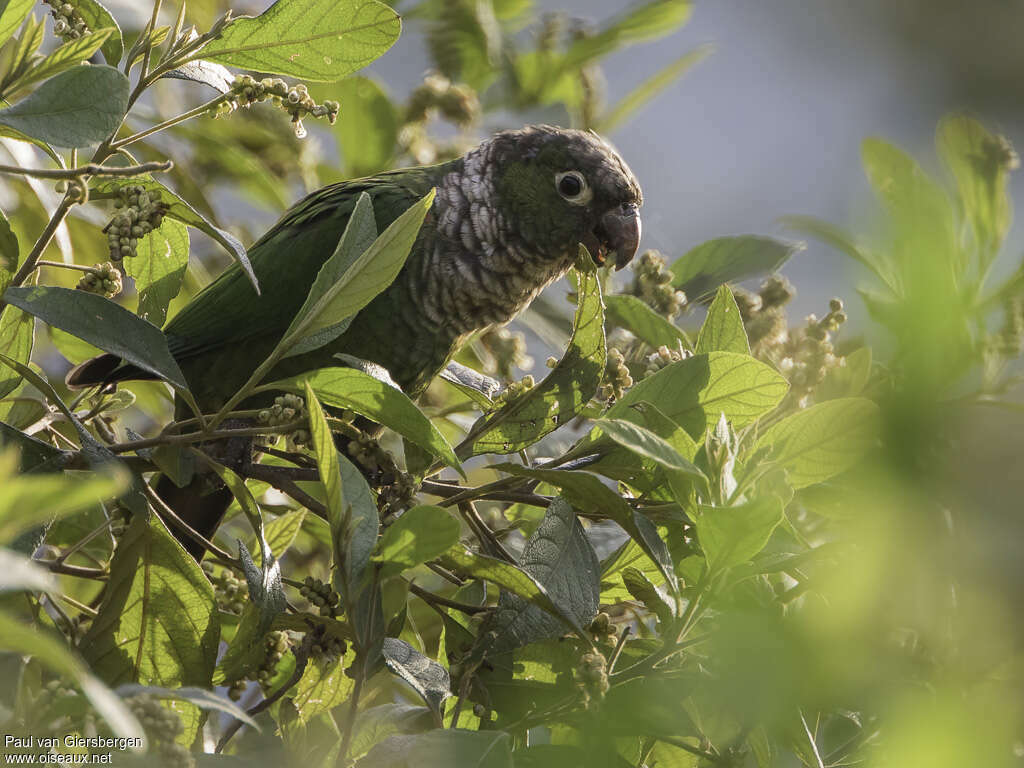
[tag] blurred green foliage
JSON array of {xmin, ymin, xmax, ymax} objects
[{"xmin": 0, "ymin": 1, "xmax": 1021, "ymax": 767}]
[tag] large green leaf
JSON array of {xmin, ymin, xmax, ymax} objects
[
  {"xmin": 381, "ymin": 637, "xmax": 450, "ymax": 717},
  {"xmin": 126, "ymin": 218, "xmax": 189, "ymax": 327},
  {"xmin": 936, "ymin": 114, "xmax": 1014, "ymax": 258},
  {"xmin": 0, "ymin": 65, "xmax": 129, "ymax": 147},
  {"xmin": 458, "ymin": 263, "xmax": 605, "ymax": 458},
  {"xmin": 73, "ymin": 0, "xmax": 123, "ymax": 64},
  {"xmin": 561, "ymin": 1, "xmax": 693, "ymax": 72},
  {"xmin": 696, "ymin": 284, "xmax": 750, "ymax": 355},
  {"xmin": 0, "ymin": 609, "xmax": 144, "ymax": 745},
  {"xmin": 606, "ymin": 352, "xmax": 788, "ymax": 438},
  {"xmin": 372, "ymin": 505, "xmax": 460, "ymax": 577},
  {"xmin": 753, "ymin": 397, "xmax": 879, "ymax": 489},
  {"xmin": 694, "ymin": 497, "xmax": 784, "ymax": 572},
  {"xmin": 596, "ymin": 418, "xmax": 703, "ymax": 475},
  {"xmin": 2, "ymin": 285, "xmax": 187, "ymax": 388},
  {"xmin": 486, "ymin": 497, "xmax": 600, "ymax": 653},
  {"xmin": 275, "ymin": 367, "xmax": 461, "ymax": 473},
  {"xmin": 605, "ymin": 293, "xmax": 688, "ymax": 349},
  {"xmin": 11, "ymin": 28, "xmax": 114, "ymax": 92},
  {"xmin": 495, "ymin": 465, "xmax": 677, "ymax": 593},
  {"xmin": 306, "ymin": 383, "xmax": 379, "ymax": 605},
  {"xmin": 201, "ymin": 0, "xmax": 401, "ymax": 82},
  {"xmin": 0, "ymin": 299, "xmax": 32, "ymax": 399},
  {"xmin": 0, "ymin": 0, "xmax": 32, "ymax": 48},
  {"xmin": 80, "ymin": 513, "xmax": 220, "ymax": 736},
  {"xmin": 292, "ymin": 644, "xmax": 357, "ymax": 722},
  {"xmin": 283, "ymin": 190, "xmax": 432, "ymax": 356},
  {"xmin": 671, "ymin": 236, "xmax": 800, "ymax": 301}
]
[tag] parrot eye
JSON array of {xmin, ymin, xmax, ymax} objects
[{"xmin": 556, "ymin": 171, "xmax": 592, "ymax": 205}]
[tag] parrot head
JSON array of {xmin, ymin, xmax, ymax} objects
[{"xmin": 491, "ymin": 125, "xmax": 642, "ymax": 270}]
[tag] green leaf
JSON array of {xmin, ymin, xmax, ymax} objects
[
  {"xmin": 358, "ymin": 730, "xmax": 512, "ymax": 768},
  {"xmin": 0, "ymin": 208, "xmax": 18, "ymax": 275},
  {"xmin": 600, "ymin": 44, "xmax": 712, "ymax": 134},
  {"xmin": 0, "ymin": 65, "xmax": 129, "ymax": 147},
  {"xmin": 349, "ymin": 704, "xmax": 433, "ymax": 763},
  {"xmin": 277, "ymin": 367, "xmax": 461, "ymax": 473},
  {"xmin": 781, "ymin": 215, "xmax": 898, "ymax": 293},
  {"xmin": 80, "ymin": 513, "xmax": 220, "ymax": 733},
  {"xmin": 126, "ymin": 218, "xmax": 189, "ymax": 326},
  {"xmin": 381, "ymin": 636, "xmax": 450, "ymax": 717},
  {"xmin": 0, "ymin": 609, "xmax": 145, "ymax": 745},
  {"xmin": 12, "ymin": 28, "xmax": 114, "ymax": 91},
  {"xmin": 486, "ymin": 496, "xmax": 600, "ymax": 653},
  {"xmin": 596, "ymin": 418, "xmax": 703, "ymax": 475},
  {"xmin": 936, "ymin": 114, "xmax": 1014, "ymax": 257},
  {"xmin": 2, "ymin": 286, "xmax": 187, "ymax": 388},
  {"xmin": 201, "ymin": 0, "xmax": 401, "ymax": 82},
  {"xmin": 696, "ymin": 284, "xmax": 750, "ymax": 354},
  {"xmin": 113, "ymin": 684, "xmax": 258, "ymax": 729},
  {"xmin": 607, "ymin": 352, "xmax": 788, "ymax": 438},
  {"xmin": 861, "ymin": 137, "xmax": 958, "ymax": 275},
  {"xmin": 436, "ymin": 545, "xmax": 583, "ymax": 633},
  {"xmin": 753, "ymin": 397, "xmax": 880, "ymax": 488},
  {"xmin": 817, "ymin": 346, "xmax": 871, "ymax": 400},
  {"xmin": 334, "ymin": 75, "xmax": 397, "ymax": 177},
  {"xmin": 0, "ymin": 547, "xmax": 57, "ymax": 592},
  {"xmin": 72, "ymin": 0, "xmax": 124, "ymax": 64},
  {"xmin": 0, "ymin": 299, "xmax": 32, "ymax": 399},
  {"xmin": 292, "ymin": 643, "xmax": 357, "ymax": 722},
  {"xmin": 284, "ymin": 190, "xmax": 433, "ymax": 355},
  {"xmin": 562, "ymin": 1, "xmax": 694, "ymax": 72},
  {"xmin": 670, "ymin": 236, "xmax": 801, "ymax": 301},
  {"xmin": 0, "ymin": 455, "xmax": 127, "ymax": 544},
  {"xmin": 372, "ymin": 505, "xmax": 460, "ymax": 577},
  {"xmin": 604, "ymin": 293, "xmax": 688, "ymax": 349},
  {"xmin": 0, "ymin": 0, "xmax": 32, "ymax": 48},
  {"xmin": 255, "ymin": 509, "xmax": 307, "ymax": 559},
  {"xmin": 306, "ymin": 382, "xmax": 380, "ymax": 603},
  {"xmin": 621, "ymin": 566, "xmax": 675, "ymax": 626},
  {"xmin": 458, "ymin": 264, "xmax": 605, "ymax": 458},
  {"xmin": 92, "ymin": 177, "xmax": 256, "ymax": 292},
  {"xmin": 494, "ymin": 465, "xmax": 677, "ymax": 593},
  {"xmin": 694, "ymin": 497, "xmax": 784, "ymax": 572}
]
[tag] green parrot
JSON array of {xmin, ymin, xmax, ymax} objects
[{"xmin": 67, "ymin": 125, "xmax": 642, "ymax": 553}]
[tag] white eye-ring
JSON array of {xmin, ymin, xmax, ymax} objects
[{"xmin": 555, "ymin": 171, "xmax": 592, "ymax": 205}]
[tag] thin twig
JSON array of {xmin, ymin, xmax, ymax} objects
[
  {"xmin": 407, "ymin": 582, "xmax": 490, "ymax": 615},
  {"xmin": 607, "ymin": 625, "xmax": 632, "ymax": 674},
  {"xmin": 106, "ymin": 420, "xmax": 307, "ymax": 454},
  {"xmin": 34, "ymin": 560, "xmax": 107, "ymax": 579},
  {"xmin": 459, "ymin": 501, "xmax": 515, "ymax": 562},
  {"xmin": 0, "ymin": 160, "xmax": 172, "ymax": 179},
  {"xmin": 143, "ymin": 484, "xmax": 238, "ymax": 564}
]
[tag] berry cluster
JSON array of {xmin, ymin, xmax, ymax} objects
[
  {"xmin": 630, "ymin": 250, "xmax": 687, "ymax": 318},
  {"xmin": 76, "ymin": 262, "xmax": 123, "ymax": 299},
  {"xmin": 779, "ymin": 298, "xmax": 847, "ymax": 407},
  {"xmin": 588, "ymin": 611, "xmax": 617, "ymax": 641},
  {"xmin": 344, "ymin": 429, "xmax": 420, "ymax": 517},
  {"xmin": 480, "ymin": 327, "xmax": 533, "ymax": 381},
  {"xmin": 104, "ymin": 186, "xmax": 167, "ymax": 262},
  {"xmin": 126, "ymin": 695, "xmax": 192, "ymax": 768},
  {"xmin": 492, "ymin": 375, "xmax": 535, "ymax": 407},
  {"xmin": 212, "ymin": 75, "xmax": 339, "ymax": 139},
  {"xmin": 308, "ymin": 628, "xmax": 347, "ymax": 662},
  {"xmin": 298, "ymin": 576, "xmax": 340, "ymax": 618},
  {"xmin": 598, "ymin": 348, "xmax": 633, "ymax": 402},
  {"xmin": 43, "ymin": 1, "xmax": 90, "ymax": 42},
  {"xmin": 256, "ymin": 631, "xmax": 291, "ymax": 692},
  {"xmin": 574, "ymin": 651, "xmax": 609, "ymax": 708},
  {"xmin": 258, "ymin": 393, "xmax": 310, "ymax": 447},
  {"xmin": 400, "ymin": 73, "xmax": 480, "ymax": 165},
  {"xmin": 201, "ymin": 562, "xmax": 247, "ymax": 615},
  {"xmin": 642, "ymin": 343, "xmax": 691, "ymax": 378},
  {"xmin": 732, "ymin": 275, "xmax": 795, "ymax": 355}
]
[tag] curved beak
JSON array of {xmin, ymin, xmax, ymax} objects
[{"xmin": 584, "ymin": 203, "xmax": 642, "ymax": 270}]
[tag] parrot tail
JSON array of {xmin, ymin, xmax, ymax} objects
[
  {"xmin": 65, "ymin": 353, "xmax": 156, "ymax": 390},
  {"xmin": 155, "ymin": 473, "xmax": 233, "ymax": 561}
]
